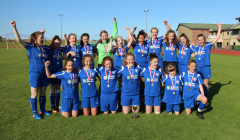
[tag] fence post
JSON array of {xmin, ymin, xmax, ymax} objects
[{"xmin": 6, "ymin": 38, "xmax": 9, "ymax": 50}]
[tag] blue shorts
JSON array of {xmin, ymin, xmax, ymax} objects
[
  {"xmin": 121, "ymin": 94, "xmax": 140, "ymax": 106},
  {"xmin": 178, "ymin": 63, "xmax": 188, "ymax": 75},
  {"xmin": 184, "ymin": 93, "xmax": 200, "ymax": 109},
  {"xmin": 100, "ymin": 93, "xmax": 118, "ymax": 112},
  {"xmin": 166, "ymin": 103, "xmax": 181, "ymax": 113},
  {"xmin": 29, "ymin": 72, "xmax": 49, "ymax": 88},
  {"xmin": 81, "ymin": 96, "xmax": 99, "ymax": 108},
  {"xmin": 145, "ymin": 95, "xmax": 161, "ymax": 106},
  {"xmin": 61, "ymin": 98, "xmax": 79, "ymax": 112},
  {"xmin": 197, "ymin": 66, "xmax": 211, "ymax": 79}
]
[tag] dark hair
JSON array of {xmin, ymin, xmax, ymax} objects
[
  {"xmin": 63, "ymin": 58, "xmax": 74, "ymax": 71},
  {"xmin": 49, "ymin": 35, "xmax": 61, "ymax": 51},
  {"xmin": 197, "ymin": 34, "xmax": 206, "ymax": 45},
  {"xmin": 137, "ymin": 30, "xmax": 146, "ymax": 40},
  {"xmin": 164, "ymin": 30, "xmax": 179, "ymax": 46},
  {"xmin": 101, "ymin": 56, "xmax": 113, "ymax": 66},
  {"xmin": 82, "ymin": 54, "xmax": 93, "ymax": 67},
  {"xmin": 188, "ymin": 59, "xmax": 197, "ymax": 66},
  {"xmin": 80, "ymin": 33, "xmax": 89, "ymax": 46},
  {"xmin": 67, "ymin": 34, "xmax": 77, "ymax": 45},
  {"xmin": 179, "ymin": 33, "xmax": 190, "ymax": 48},
  {"xmin": 29, "ymin": 31, "xmax": 43, "ymax": 46},
  {"xmin": 114, "ymin": 36, "xmax": 126, "ymax": 56},
  {"xmin": 97, "ymin": 30, "xmax": 108, "ymax": 44},
  {"xmin": 149, "ymin": 52, "xmax": 158, "ymax": 62}
]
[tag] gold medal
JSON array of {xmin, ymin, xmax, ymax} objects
[{"xmin": 72, "ymin": 86, "xmax": 75, "ymax": 89}]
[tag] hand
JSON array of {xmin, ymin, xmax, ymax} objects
[
  {"xmin": 110, "ymin": 34, "xmax": 112, "ymax": 39},
  {"xmin": 61, "ymin": 45, "xmax": 64, "ymax": 47},
  {"xmin": 146, "ymin": 33, "xmax": 150, "ymax": 39},
  {"xmin": 44, "ymin": 61, "xmax": 50, "ymax": 67},
  {"xmin": 168, "ymin": 24, "xmax": 171, "ymax": 29},
  {"xmin": 94, "ymin": 54, "xmax": 98, "ymax": 57},
  {"xmin": 160, "ymin": 52, "xmax": 163, "ymax": 56},
  {"xmin": 10, "ymin": 20, "xmax": 16, "ymax": 27},
  {"xmin": 132, "ymin": 33, "xmax": 135, "ymax": 38},
  {"xmin": 41, "ymin": 27, "xmax": 45, "ymax": 34},
  {"xmin": 133, "ymin": 26, "xmax": 137, "ymax": 31},
  {"xmin": 126, "ymin": 27, "xmax": 130, "ymax": 31},
  {"xmin": 163, "ymin": 20, "xmax": 167, "ymax": 25},
  {"xmin": 64, "ymin": 33, "xmax": 67, "ymax": 39},
  {"xmin": 113, "ymin": 17, "xmax": 117, "ymax": 23},
  {"xmin": 69, "ymin": 51, "xmax": 76, "ymax": 57},
  {"xmin": 217, "ymin": 22, "xmax": 222, "ymax": 27},
  {"xmin": 191, "ymin": 41, "xmax": 196, "ymax": 46}
]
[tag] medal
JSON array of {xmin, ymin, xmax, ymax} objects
[
  {"xmin": 118, "ymin": 47, "xmax": 123, "ymax": 57},
  {"xmin": 153, "ymin": 50, "xmax": 155, "ymax": 53},
  {"xmin": 37, "ymin": 46, "xmax": 45, "ymax": 60},
  {"xmin": 198, "ymin": 45, "xmax": 204, "ymax": 61},
  {"xmin": 73, "ymin": 58, "xmax": 76, "ymax": 61},
  {"xmin": 127, "ymin": 66, "xmax": 134, "ymax": 83},
  {"xmin": 121, "ymin": 57, "xmax": 123, "ymax": 60},
  {"xmin": 105, "ymin": 67, "xmax": 112, "ymax": 88},
  {"xmin": 149, "ymin": 67, "xmax": 156, "ymax": 87},
  {"xmin": 181, "ymin": 56, "xmax": 183, "ymax": 58},
  {"xmin": 170, "ymin": 75, "xmax": 176, "ymax": 93},
  {"xmin": 84, "ymin": 45, "xmax": 89, "ymax": 54},
  {"xmin": 188, "ymin": 71, "xmax": 195, "ymax": 91},
  {"xmin": 173, "ymin": 92, "xmax": 175, "ymax": 94},
  {"xmin": 171, "ymin": 53, "xmax": 173, "ymax": 55},
  {"xmin": 170, "ymin": 42, "xmax": 174, "ymax": 54},
  {"xmin": 102, "ymin": 43, "xmax": 108, "ymax": 54},
  {"xmin": 67, "ymin": 71, "xmax": 75, "ymax": 89},
  {"xmin": 199, "ymin": 58, "xmax": 201, "ymax": 60},
  {"xmin": 84, "ymin": 68, "xmax": 92, "ymax": 86},
  {"xmin": 139, "ymin": 43, "xmax": 145, "ymax": 57},
  {"xmin": 57, "ymin": 62, "xmax": 59, "ymax": 65}
]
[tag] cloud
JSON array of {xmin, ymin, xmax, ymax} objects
[
  {"xmin": 3, "ymin": 33, "xmax": 29, "ymax": 38},
  {"xmin": 18, "ymin": 21, "xmax": 45, "ymax": 24}
]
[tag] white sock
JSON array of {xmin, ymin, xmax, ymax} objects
[
  {"xmin": 155, "ymin": 111, "xmax": 160, "ymax": 114},
  {"xmin": 198, "ymin": 108, "xmax": 202, "ymax": 112}
]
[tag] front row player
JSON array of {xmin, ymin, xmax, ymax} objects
[
  {"xmin": 182, "ymin": 59, "xmax": 208, "ymax": 119},
  {"xmin": 141, "ymin": 53, "xmax": 163, "ymax": 114},
  {"xmin": 45, "ymin": 58, "xmax": 79, "ymax": 118}
]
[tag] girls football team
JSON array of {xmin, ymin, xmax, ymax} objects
[{"xmin": 10, "ymin": 17, "xmax": 222, "ymax": 120}]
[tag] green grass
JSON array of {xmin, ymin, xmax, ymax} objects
[{"xmin": 0, "ymin": 48, "xmax": 240, "ymax": 139}]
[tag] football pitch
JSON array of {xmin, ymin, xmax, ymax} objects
[{"xmin": 0, "ymin": 42, "xmax": 240, "ymax": 139}]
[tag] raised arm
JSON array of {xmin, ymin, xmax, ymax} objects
[
  {"xmin": 163, "ymin": 20, "xmax": 171, "ymax": 32},
  {"xmin": 45, "ymin": 61, "xmax": 57, "ymax": 78},
  {"xmin": 64, "ymin": 33, "xmax": 68, "ymax": 46},
  {"xmin": 212, "ymin": 23, "xmax": 222, "ymax": 44},
  {"xmin": 127, "ymin": 26, "xmax": 137, "ymax": 43},
  {"xmin": 112, "ymin": 17, "xmax": 118, "ymax": 40},
  {"xmin": 109, "ymin": 35, "xmax": 113, "ymax": 51},
  {"xmin": 126, "ymin": 27, "xmax": 133, "ymax": 48},
  {"xmin": 10, "ymin": 20, "xmax": 26, "ymax": 47}
]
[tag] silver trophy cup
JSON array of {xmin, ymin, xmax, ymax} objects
[{"xmin": 132, "ymin": 105, "xmax": 138, "ymax": 119}]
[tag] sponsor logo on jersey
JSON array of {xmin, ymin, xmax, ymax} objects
[
  {"xmin": 147, "ymin": 78, "xmax": 150, "ymax": 82},
  {"xmin": 167, "ymin": 86, "xmax": 170, "ymax": 90},
  {"xmin": 83, "ymin": 79, "xmax": 86, "ymax": 83},
  {"xmin": 127, "ymin": 76, "xmax": 130, "ymax": 79},
  {"xmin": 166, "ymin": 47, "xmax": 169, "ymax": 50},
  {"xmin": 68, "ymin": 80, "xmax": 72, "ymax": 84},
  {"xmin": 185, "ymin": 82, "xmax": 188, "ymax": 86}
]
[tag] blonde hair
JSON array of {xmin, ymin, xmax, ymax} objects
[
  {"xmin": 122, "ymin": 52, "xmax": 135, "ymax": 66},
  {"xmin": 167, "ymin": 64, "xmax": 176, "ymax": 73}
]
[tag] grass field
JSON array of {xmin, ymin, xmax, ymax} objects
[{"xmin": 0, "ymin": 42, "xmax": 240, "ymax": 139}]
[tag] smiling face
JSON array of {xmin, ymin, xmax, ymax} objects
[
  {"xmin": 180, "ymin": 36, "xmax": 186, "ymax": 46},
  {"xmin": 84, "ymin": 57, "xmax": 92, "ymax": 68},
  {"xmin": 65, "ymin": 61, "xmax": 74, "ymax": 72},
  {"xmin": 197, "ymin": 36, "xmax": 205, "ymax": 46},
  {"xmin": 138, "ymin": 34, "xmax": 145, "ymax": 44},
  {"xmin": 104, "ymin": 60, "xmax": 112, "ymax": 70},
  {"xmin": 188, "ymin": 62, "xmax": 197, "ymax": 73},
  {"xmin": 150, "ymin": 58, "xmax": 158, "ymax": 69},
  {"xmin": 69, "ymin": 35, "xmax": 77, "ymax": 46},
  {"xmin": 101, "ymin": 32, "xmax": 108, "ymax": 42},
  {"xmin": 117, "ymin": 37, "xmax": 123, "ymax": 47},
  {"xmin": 151, "ymin": 28, "xmax": 158, "ymax": 39},
  {"xmin": 36, "ymin": 34, "xmax": 44, "ymax": 46},
  {"xmin": 54, "ymin": 39, "xmax": 61, "ymax": 49},
  {"xmin": 168, "ymin": 33, "xmax": 175, "ymax": 42},
  {"xmin": 82, "ymin": 36, "xmax": 89, "ymax": 45},
  {"xmin": 126, "ymin": 55, "xmax": 135, "ymax": 67}
]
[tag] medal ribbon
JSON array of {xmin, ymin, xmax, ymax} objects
[
  {"xmin": 37, "ymin": 46, "xmax": 45, "ymax": 58},
  {"xmin": 68, "ymin": 71, "xmax": 75, "ymax": 87},
  {"xmin": 170, "ymin": 75, "xmax": 176, "ymax": 91},
  {"xmin": 181, "ymin": 45, "xmax": 186, "ymax": 56},
  {"xmin": 127, "ymin": 66, "xmax": 134, "ymax": 80},
  {"xmin": 151, "ymin": 38, "xmax": 157, "ymax": 50},
  {"xmin": 188, "ymin": 71, "xmax": 195, "ymax": 89},
  {"xmin": 118, "ymin": 47, "xmax": 123, "ymax": 57},
  {"xmin": 150, "ymin": 67, "xmax": 156, "ymax": 84},
  {"xmin": 139, "ymin": 43, "xmax": 145, "ymax": 55},
  {"xmin": 84, "ymin": 68, "xmax": 92, "ymax": 83},
  {"xmin": 70, "ymin": 45, "xmax": 76, "ymax": 53},
  {"xmin": 105, "ymin": 67, "xmax": 112, "ymax": 85},
  {"xmin": 102, "ymin": 43, "xmax": 108, "ymax": 53},
  {"xmin": 199, "ymin": 45, "xmax": 204, "ymax": 57},
  {"xmin": 55, "ymin": 49, "xmax": 59, "ymax": 60},
  {"xmin": 170, "ymin": 42, "xmax": 174, "ymax": 52},
  {"xmin": 84, "ymin": 45, "xmax": 89, "ymax": 54}
]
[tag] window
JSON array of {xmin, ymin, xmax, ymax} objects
[
  {"xmin": 227, "ymin": 32, "xmax": 229, "ymax": 35},
  {"xmin": 233, "ymin": 42, "xmax": 236, "ymax": 45},
  {"xmin": 227, "ymin": 42, "xmax": 229, "ymax": 46},
  {"xmin": 232, "ymin": 30, "xmax": 239, "ymax": 35}
]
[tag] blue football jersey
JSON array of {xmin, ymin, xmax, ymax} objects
[
  {"xmin": 147, "ymin": 36, "xmax": 163, "ymax": 60},
  {"xmin": 113, "ymin": 45, "xmax": 129, "ymax": 68},
  {"xmin": 132, "ymin": 42, "xmax": 149, "ymax": 67},
  {"xmin": 98, "ymin": 66, "xmax": 119, "ymax": 94},
  {"xmin": 161, "ymin": 40, "xmax": 180, "ymax": 62},
  {"xmin": 177, "ymin": 43, "xmax": 195, "ymax": 65},
  {"xmin": 79, "ymin": 68, "xmax": 100, "ymax": 97},
  {"xmin": 79, "ymin": 44, "xmax": 94, "ymax": 67},
  {"xmin": 64, "ymin": 45, "xmax": 82, "ymax": 69},
  {"xmin": 55, "ymin": 71, "xmax": 79, "ymax": 99},
  {"xmin": 195, "ymin": 41, "xmax": 213, "ymax": 67},
  {"xmin": 25, "ymin": 42, "xmax": 48, "ymax": 73},
  {"xmin": 45, "ymin": 47, "xmax": 64, "ymax": 72},
  {"xmin": 118, "ymin": 64, "xmax": 142, "ymax": 95},
  {"xmin": 161, "ymin": 74, "xmax": 183, "ymax": 104},
  {"xmin": 181, "ymin": 71, "xmax": 204, "ymax": 100},
  {"xmin": 141, "ymin": 67, "xmax": 163, "ymax": 96}
]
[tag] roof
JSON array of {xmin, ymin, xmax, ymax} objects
[
  {"xmin": 176, "ymin": 23, "xmax": 235, "ymax": 31},
  {"xmin": 235, "ymin": 17, "xmax": 240, "ymax": 20},
  {"xmin": 232, "ymin": 24, "xmax": 240, "ymax": 29}
]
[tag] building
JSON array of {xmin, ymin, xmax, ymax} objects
[{"xmin": 176, "ymin": 17, "xmax": 240, "ymax": 48}]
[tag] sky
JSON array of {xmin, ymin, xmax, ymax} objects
[{"xmin": 1, "ymin": 0, "xmax": 239, "ymax": 40}]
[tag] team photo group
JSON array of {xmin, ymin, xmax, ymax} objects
[{"xmin": 10, "ymin": 17, "xmax": 222, "ymax": 120}]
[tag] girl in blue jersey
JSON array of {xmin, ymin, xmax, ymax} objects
[
  {"xmin": 141, "ymin": 53, "xmax": 163, "ymax": 114},
  {"xmin": 118, "ymin": 53, "xmax": 142, "ymax": 114},
  {"xmin": 79, "ymin": 33, "xmax": 96, "ymax": 67},
  {"xmin": 161, "ymin": 30, "xmax": 180, "ymax": 74},
  {"xmin": 79, "ymin": 54, "xmax": 100, "ymax": 116},
  {"xmin": 45, "ymin": 35, "xmax": 64, "ymax": 113},
  {"xmin": 63, "ymin": 34, "xmax": 82, "ymax": 71},
  {"xmin": 161, "ymin": 64, "xmax": 183, "ymax": 115},
  {"xmin": 181, "ymin": 60, "xmax": 207, "ymax": 119},
  {"xmin": 99, "ymin": 56, "xmax": 119, "ymax": 114},
  {"xmin": 10, "ymin": 20, "xmax": 51, "ymax": 119},
  {"xmin": 194, "ymin": 23, "xmax": 221, "ymax": 113},
  {"xmin": 45, "ymin": 58, "xmax": 79, "ymax": 118},
  {"xmin": 177, "ymin": 33, "xmax": 196, "ymax": 75}
]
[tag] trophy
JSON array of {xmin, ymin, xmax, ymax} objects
[{"xmin": 132, "ymin": 105, "xmax": 138, "ymax": 119}]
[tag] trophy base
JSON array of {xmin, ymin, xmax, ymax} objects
[{"xmin": 132, "ymin": 115, "xmax": 139, "ymax": 119}]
